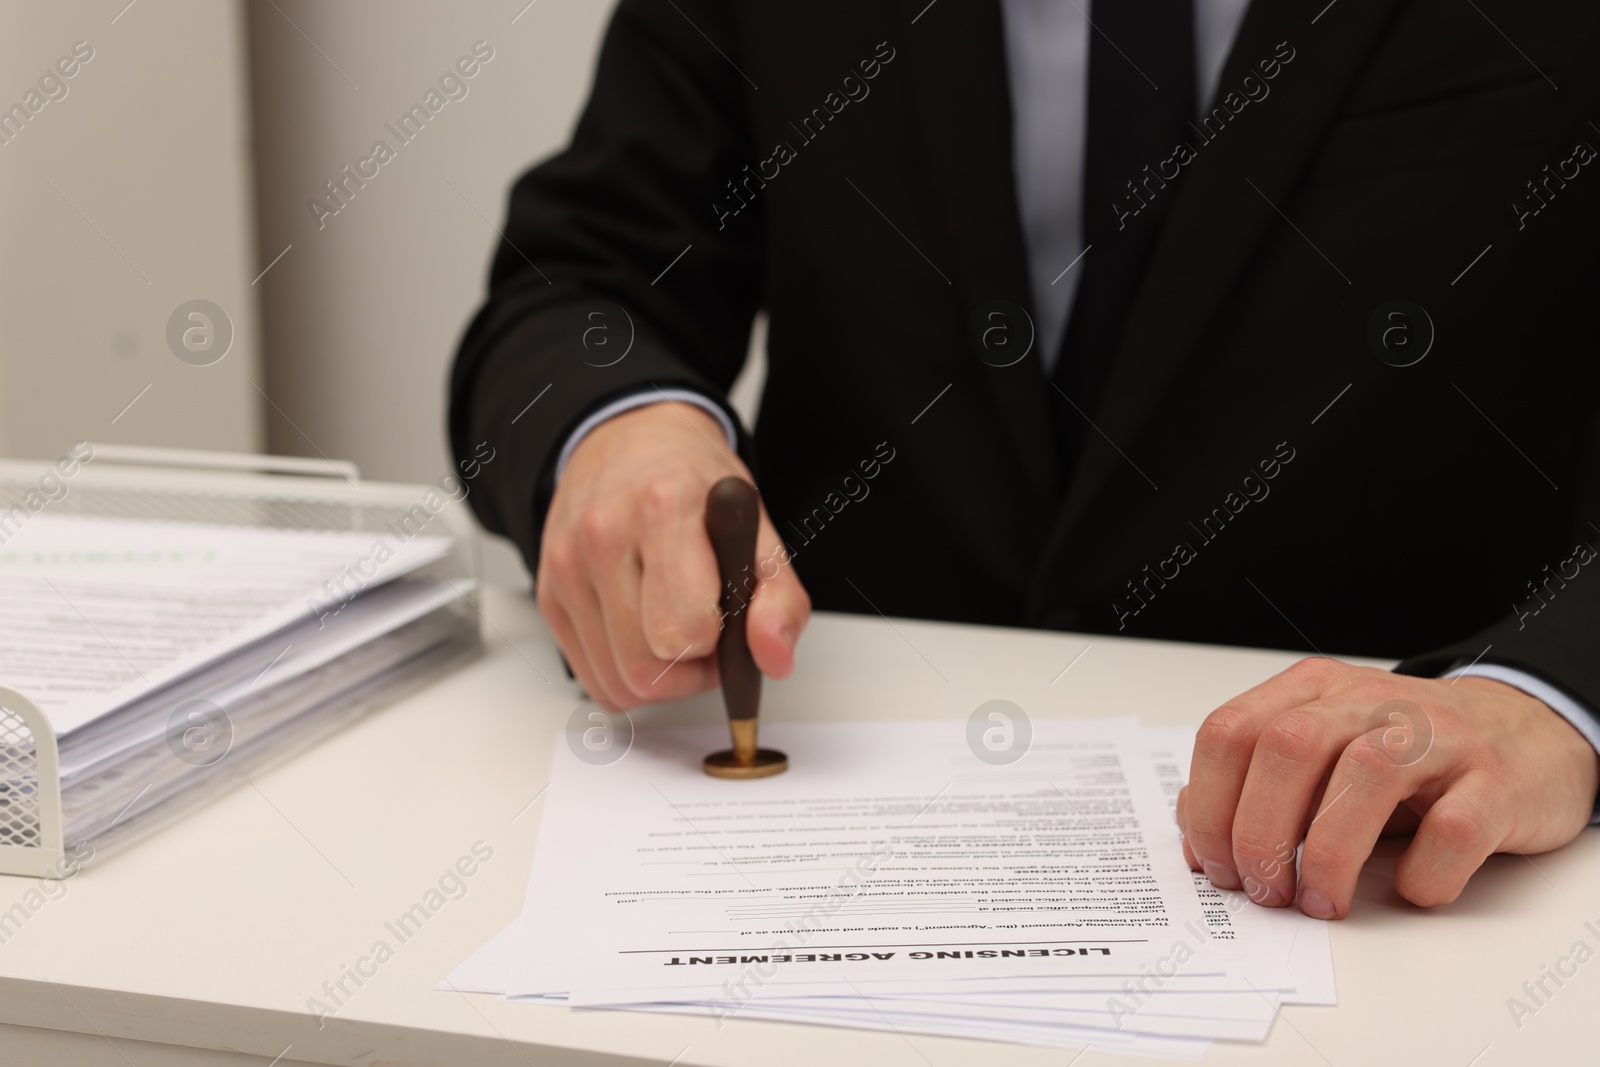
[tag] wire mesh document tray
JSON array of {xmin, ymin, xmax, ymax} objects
[{"xmin": 0, "ymin": 446, "xmax": 484, "ymax": 875}]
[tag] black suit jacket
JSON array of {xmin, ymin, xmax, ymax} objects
[{"xmin": 451, "ymin": 0, "xmax": 1600, "ymax": 709}]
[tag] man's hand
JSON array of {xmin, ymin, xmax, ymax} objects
[
  {"xmin": 1176, "ymin": 658, "xmax": 1599, "ymax": 918},
  {"xmin": 537, "ymin": 401, "xmax": 810, "ymax": 711}
]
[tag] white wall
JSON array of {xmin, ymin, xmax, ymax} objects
[
  {"xmin": 0, "ymin": 0, "xmax": 264, "ymax": 461},
  {"xmin": 246, "ymin": 0, "xmax": 606, "ymax": 589},
  {"xmin": 246, "ymin": 0, "xmax": 764, "ymax": 590},
  {"xmin": 0, "ymin": 1, "xmax": 772, "ymax": 586}
]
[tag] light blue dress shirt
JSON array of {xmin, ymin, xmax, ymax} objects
[{"xmin": 557, "ymin": 1, "xmax": 1600, "ymax": 773}]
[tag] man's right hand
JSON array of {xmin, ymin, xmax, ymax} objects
[{"xmin": 536, "ymin": 401, "xmax": 811, "ymax": 710}]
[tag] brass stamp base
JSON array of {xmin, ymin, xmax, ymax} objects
[{"xmin": 703, "ymin": 749, "xmax": 789, "ymax": 779}]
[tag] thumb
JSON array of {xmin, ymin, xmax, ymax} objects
[{"xmin": 745, "ymin": 511, "xmax": 810, "ymax": 679}]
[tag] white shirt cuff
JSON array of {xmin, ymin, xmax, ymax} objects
[
  {"xmin": 1443, "ymin": 662, "xmax": 1600, "ymax": 823},
  {"xmin": 552, "ymin": 388, "xmax": 739, "ymax": 483}
]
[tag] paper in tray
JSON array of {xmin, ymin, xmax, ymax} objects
[{"xmin": 0, "ymin": 453, "xmax": 482, "ymax": 875}]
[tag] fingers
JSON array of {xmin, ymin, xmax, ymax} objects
[
  {"xmin": 1185, "ymin": 658, "xmax": 1346, "ymax": 890},
  {"xmin": 1177, "ymin": 787, "xmax": 1200, "ymax": 871},
  {"xmin": 607, "ymin": 480, "xmax": 726, "ymax": 702},
  {"xmin": 1391, "ymin": 789, "xmax": 1503, "ymax": 908},
  {"xmin": 637, "ymin": 482, "xmax": 725, "ymax": 662},
  {"xmin": 592, "ymin": 537, "xmax": 719, "ymax": 705},
  {"xmin": 1182, "ymin": 662, "xmax": 1588, "ymax": 918},
  {"xmin": 1297, "ymin": 728, "xmax": 1437, "ymax": 918},
  {"xmin": 551, "ymin": 567, "xmax": 635, "ymax": 711},
  {"xmin": 745, "ymin": 510, "xmax": 810, "ymax": 680},
  {"xmin": 539, "ymin": 451, "xmax": 808, "ymax": 708},
  {"xmin": 536, "ymin": 583, "xmax": 621, "ymax": 712},
  {"xmin": 633, "ymin": 487, "xmax": 808, "ymax": 691},
  {"xmin": 1381, "ymin": 804, "xmax": 1422, "ymax": 838},
  {"xmin": 1230, "ymin": 708, "xmax": 1351, "ymax": 906}
]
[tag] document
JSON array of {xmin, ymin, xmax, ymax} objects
[
  {"xmin": 450, "ymin": 716, "xmax": 1336, "ymax": 1052},
  {"xmin": 1144, "ymin": 726, "xmax": 1336, "ymax": 1008},
  {"xmin": 0, "ymin": 513, "xmax": 449, "ymax": 734},
  {"xmin": 57, "ymin": 577, "xmax": 472, "ymax": 843},
  {"xmin": 508, "ymin": 719, "xmax": 1215, "ymax": 1000},
  {"xmin": 57, "ymin": 575, "xmax": 464, "ymax": 781}
]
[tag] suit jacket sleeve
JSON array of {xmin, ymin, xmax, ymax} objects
[
  {"xmin": 1394, "ymin": 526, "xmax": 1600, "ymax": 715},
  {"xmin": 448, "ymin": 0, "xmax": 761, "ymax": 572}
]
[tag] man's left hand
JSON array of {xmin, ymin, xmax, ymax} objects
[{"xmin": 1176, "ymin": 658, "xmax": 1600, "ymax": 918}]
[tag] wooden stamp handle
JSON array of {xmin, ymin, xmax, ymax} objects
[{"xmin": 705, "ymin": 477, "xmax": 761, "ymax": 724}]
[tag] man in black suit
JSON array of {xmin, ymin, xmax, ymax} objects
[{"xmin": 450, "ymin": 0, "xmax": 1600, "ymax": 919}]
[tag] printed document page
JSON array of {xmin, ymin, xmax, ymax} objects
[
  {"xmin": 0, "ymin": 513, "xmax": 450, "ymax": 734},
  {"xmin": 451, "ymin": 719, "xmax": 1335, "ymax": 1050},
  {"xmin": 509, "ymin": 718, "xmax": 1212, "ymax": 999}
]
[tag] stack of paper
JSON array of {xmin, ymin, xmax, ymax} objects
[
  {"xmin": 0, "ymin": 513, "xmax": 476, "ymax": 857},
  {"xmin": 447, "ymin": 719, "xmax": 1335, "ymax": 1057}
]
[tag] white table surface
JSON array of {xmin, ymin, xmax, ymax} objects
[{"xmin": 0, "ymin": 584, "xmax": 1594, "ymax": 1067}]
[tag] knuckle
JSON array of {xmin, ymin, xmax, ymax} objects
[
  {"xmin": 638, "ymin": 477, "xmax": 685, "ymax": 522},
  {"xmin": 577, "ymin": 503, "xmax": 625, "ymax": 556},
  {"xmin": 1426, "ymin": 801, "xmax": 1489, "ymax": 854},
  {"xmin": 1299, "ymin": 836, "xmax": 1360, "ymax": 881},
  {"xmin": 1288, "ymin": 656, "xmax": 1341, "ymax": 685},
  {"xmin": 1258, "ymin": 710, "xmax": 1325, "ymax": 765},
  {"xmin": 1232, "ymin": 830, "xmax": 1290, "ymax": 870},
  {"xmin": 1338, "ymin": 734, "xmax": 1405, "ymax": 783},
  {"xmin": 540, "ymin": 534, "xmax": 579, "ymax": 580},
  {"xmin": 1195, "ymin": 705, "xmax": 1257, "ymax": 760}
]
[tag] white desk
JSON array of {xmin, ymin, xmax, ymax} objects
[{"xmin": 0, "ymin": 586, "xmax": 1594, "ymax": 1066}]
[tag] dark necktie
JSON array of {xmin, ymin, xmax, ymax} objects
[{"xmin": 1051, "ymin": 1, "xmax": 1197, "ymax": 482}]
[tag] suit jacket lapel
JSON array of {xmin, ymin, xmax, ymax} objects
[
  {"xmin": 898, "ymin": 0, "xmax": 1058, "ymax": 512},
  {"xmin": 1030, "ymin": 0, "xmax": 1404, "ymax": 612}
]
